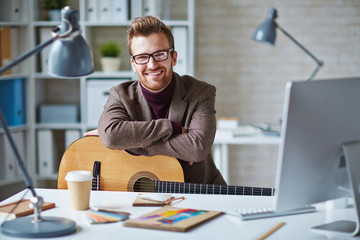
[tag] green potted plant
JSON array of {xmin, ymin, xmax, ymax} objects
[
  {"xmin": 43, "ymin": 0, "xmax": 69, "ymax": 21},
  {"xmin": 99, "ymin": 41, "xmax": 122, "ymax": 72}
]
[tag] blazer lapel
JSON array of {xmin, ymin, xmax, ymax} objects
[
  {"xmin": 135, "ymin": 83, "xmax": 153, "ymax": 120},
  {"xmin": 168, "ymin": 75, "xmax": 187, "ymax": 123}
]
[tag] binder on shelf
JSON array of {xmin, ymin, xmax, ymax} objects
[
  {"xmin": 130, "ymin": 0, "xmax": 143, "ymax": 19},
  {"xmin": 39, "ymin": 27, "xmax": 52, "ymax": 73},
  {"xmin": 0, "ymin": 134, "xmax": 16, "ymax": 180},
  {"xmin": 0, "ymin": 0, "xmax": 22, "ymax": 22},
  {"xmin": 99, "ymin": 0, "xmax": 111, "ymax": 22},
  {"xmin": 39, "ymin": 104, "xmax": 78, "ymax": 124},
  {"xmin": 0, "ymin": 27, "xmax": 12, "ymax": 75},
  {"xmin": 86, "ymin": 0, "xmax": 99, "ymax": 22},
  {"xmin": 86, "ymin": 79, "xmax": 129, "ymax": 127},
  {"xmin": 143, "ymin": 0, "xmax": 158, "ymax": 17},
  {"xmin": 37, "ymin": 130, "xmax": 55, "ymax": 177},
  {"xmin": 0, "ymin": 78, "xmax": 25, "ymax": 126},
  {"xmin": 172, "ymin": 27, "xmax": 188, "ymax": 76},
  {"xmin": 110, "ymin": 0, "xmax": 128, "ymax": 22},
  {"xmin": 65, "ymin": 130, "xmax": 80, "ymax": 149},
  {"xmin": 11, "ymin": 131, "xmax": 25, "ymax": 177}
]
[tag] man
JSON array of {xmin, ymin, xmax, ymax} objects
[{"xmin": 87, "ymin": 16, "xmax": 226, "ymax": 185}]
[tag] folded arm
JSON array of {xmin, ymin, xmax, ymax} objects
[{"xmin": 97, "ymin": 83, "xmax": 216, "ymax": 163}]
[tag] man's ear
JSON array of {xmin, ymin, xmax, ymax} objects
[{"xmin": 172, "ymin": 51, "xmax": 178, "ymax": 66}]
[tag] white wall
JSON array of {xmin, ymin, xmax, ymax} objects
[{"xmin": 195, "ymin": 0, "xmax": 360, "ymax": 186}]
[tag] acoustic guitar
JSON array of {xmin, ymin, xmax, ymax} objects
[{"xmin": 57, "ymin": 136, "xmax": 274, "ymax": 196}]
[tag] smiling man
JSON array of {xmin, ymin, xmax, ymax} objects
[{"xmin": 95, "ymin": 16, "xmax": 226, "ymax": 185}]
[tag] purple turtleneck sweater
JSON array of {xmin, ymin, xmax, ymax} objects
[{"xmin": 140, "ymin": 79, "xmax": 182, "ymax": 135}]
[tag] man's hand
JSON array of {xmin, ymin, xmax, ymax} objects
[
  {"xmin": 181, "ymin": 126, "xmax": 187, "ymax": 134},
  {"xmin": 84, "ymin": 129, "xmax": 99, "ymax": 136}
]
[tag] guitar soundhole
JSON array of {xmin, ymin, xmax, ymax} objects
[
  {"xmin": 133, "ymin": 177, "xmax": 155, "ymax": 192},
  {"xmin": 128, "ymin": 171, "xmax": 158, "ymax": 192}
]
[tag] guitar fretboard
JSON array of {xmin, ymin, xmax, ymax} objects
[{"xmin": 154, "ymin": 180, "xmax": 275, "ymax": 196}]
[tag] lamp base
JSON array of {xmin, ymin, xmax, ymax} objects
[{"xmin": 1, "ymin": 216, "xmax": 76, "ymax": 238}]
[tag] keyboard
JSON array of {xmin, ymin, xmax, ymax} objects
[{"xmin": 226, "ymin": 206, "xmax": 316, "ymax": 220}]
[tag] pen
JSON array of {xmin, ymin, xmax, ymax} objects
[{"xmin": 257, "ymin": 222, "xmax": 286, "ymax": 240}]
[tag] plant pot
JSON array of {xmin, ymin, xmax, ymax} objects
[
  {"xmin": 48, "ymin": 9, "xmax": 61, "ymax": 21},
  {"xmin": 100, "ymin": 57, "xmax": 121, "ymax": 72}
]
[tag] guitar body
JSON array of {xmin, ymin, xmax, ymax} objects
[
  {"xmin": 58, "ymin": 136, "xmax": 275, "ymax": 196},
  {"xmin": 57, "ymin": 136, "xmax": 184, "ymax": 191}
]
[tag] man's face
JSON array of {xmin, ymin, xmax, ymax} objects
[{"xmin": 130, "ymin": 32, "xmax": 177, "ymax": 92}]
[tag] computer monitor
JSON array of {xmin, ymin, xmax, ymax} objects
[{"xmin": 273, "ymin": 77, "xmax": 360, "ymax": 236}]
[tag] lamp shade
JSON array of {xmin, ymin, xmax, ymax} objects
[
  {"xmin": 253, "ymin": 8, "xmax": 278, "ymax": 45},
  {"xmin": 48, "ymin": 8, "xmax": 94, "ymax": 77}
]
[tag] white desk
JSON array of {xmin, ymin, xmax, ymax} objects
[
  {"xmin": 213, "ymin": 128, "xmax": 281, "ymax": 182},
  {"xmin": 1, "ymin": 188, "xmax": 357, "ymax": 240}
]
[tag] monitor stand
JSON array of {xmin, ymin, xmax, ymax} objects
[{"xmin": 312, "ymin": 141, "xmax": 360, "ymax": 237}]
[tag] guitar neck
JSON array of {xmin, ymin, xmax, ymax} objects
[{"xmin": 154, "ymin": 180, "xmax": 275, "ymax": 196}]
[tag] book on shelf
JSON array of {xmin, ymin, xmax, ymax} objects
[{"xmin": 0, "ymin": 27, "xmax": 12, "ymax": 75}]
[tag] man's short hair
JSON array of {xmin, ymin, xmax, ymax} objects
[{"xmin": 127, "ymin": 16, "xmax": 175, "ymax": 55}]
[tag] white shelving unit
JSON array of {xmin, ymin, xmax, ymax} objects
[{"xmin": 0, "ymin": 0, "xmax": 194, "ymax": 190}]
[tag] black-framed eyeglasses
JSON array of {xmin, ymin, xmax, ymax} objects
[{"xmin": 131, "ymin": 48, "xmax": 174, "ymax": 65}]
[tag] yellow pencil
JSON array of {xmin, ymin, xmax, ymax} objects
[{"xmin": 257, "ymin": 222, "xmax": 286, "ymax": 240}]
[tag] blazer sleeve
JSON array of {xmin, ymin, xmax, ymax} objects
[
  {"xmin": 144, "ymin": 84, "xmax": 217, "ymax": 163},
  {"xmin": 98, "ymin": 85, "xmax": 174, "ymax": 150}
]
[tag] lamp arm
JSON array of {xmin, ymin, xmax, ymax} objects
[
  {"xmin": 308, "ymin": 64, "xmax": 322, "ymax": 82},
  {"xmin": 0, "ymin": 109, "xmax": 37, "ymax": 197},
  {"xmin": 276, "ymin": 24, "xmax": 324, "ymax": 81}
]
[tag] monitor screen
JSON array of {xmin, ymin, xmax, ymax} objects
[{"xmin": 274, "ymin": 77, "xmax": 360, "ymax": 212}]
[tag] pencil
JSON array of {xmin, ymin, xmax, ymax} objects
[{"xmin": 257, "ymin": 222, "xmax": 286, "ymax": 240}]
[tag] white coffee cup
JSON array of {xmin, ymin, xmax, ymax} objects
[{"xmin": 65, "ymin": 171, "xmax": 92, "ymax": 210}]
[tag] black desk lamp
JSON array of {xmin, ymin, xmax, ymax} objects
[
  {"xmin": 0, "ymin": 7, "xmax": 93, "ymax": 238},
  {"xmin": 253, "ymin": 8, "xmax": 323, "ymax": 81}
]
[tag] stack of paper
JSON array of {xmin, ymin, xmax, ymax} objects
[{"xmin": 84, "ymin": 209, "xmax": 130, "ymax": 224}]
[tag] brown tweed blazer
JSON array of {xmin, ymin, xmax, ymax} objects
[{"xmin": 98, "ymin": 73, "xmax": 226, "ymax": 185}]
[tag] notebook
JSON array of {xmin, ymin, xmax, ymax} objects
[
  {"xmin": 132, "ymin": 194, "xmax": 184, "ymax": 207},
  {"xmin": 124, "ymin": 206, "xmax": 223, "ymax": 232},
  {"xmin": 0, "ymin": 199, "xmax": 55, "ymax": 219}
]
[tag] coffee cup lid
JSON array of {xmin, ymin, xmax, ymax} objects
[{"xmin": 65, "ymin": 170, "xmax": 92, "ymax": 182}]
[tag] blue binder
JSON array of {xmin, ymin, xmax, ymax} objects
[{"xmin": 0, "ymin": 78, "xmax": 25, "ymax": 126}]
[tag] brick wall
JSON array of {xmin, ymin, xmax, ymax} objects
[{"xmin": 194, "ymin": 0, "xmax": 360, "ymax": 186}]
